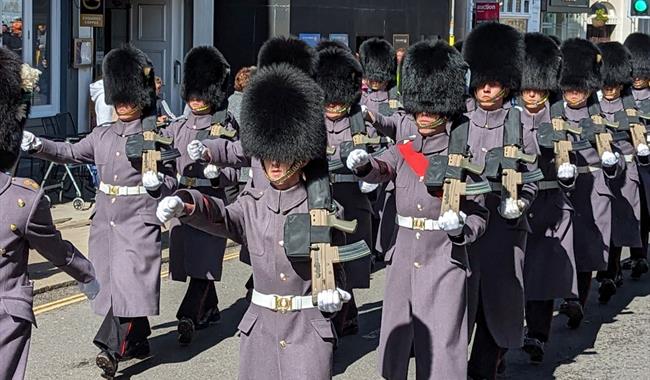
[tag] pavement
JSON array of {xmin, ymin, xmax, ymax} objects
[{"xmin": 26, "ymin": 201, "xmax": 650, "ymax": 379}]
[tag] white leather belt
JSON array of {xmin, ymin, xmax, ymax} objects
[
  {"xmin": 251, "ymin": 289, "xmax": 315, "ymax": 313},
  {"xmin": 576, "ymin": 165, "xmax": 602, "ymax": 174},
  {"xmin": 538, "ymin": 181, "xmax": 560, "ymax": 191},
  {"xmin": 625, "ymin": 154, "xmax": 635, "ymax": 163},
  {"xmin": 177, "ymin": 174, "xmax": 213, "ymax": 188},
  {"xmin": 98, "ymin": 182, "xmax": 148, "ymax": 196},
  {"xmin": 396, "ymin": 214, "xmax": 441, "ymax": 231}
]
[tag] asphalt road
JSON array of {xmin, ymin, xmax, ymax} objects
[{"xmin": 27, "ymin": 254, "xmax": 650, "ymax": 379}]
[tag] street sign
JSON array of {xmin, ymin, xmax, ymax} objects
[
  {"xmin": 299, "ymin": 33, "xmax": 321, "ymax": 48},
  {"xmin": 80, "ymin": 0, "xmax": 104, "ymax": 28},
  {"xmin": 392, "ymin": 34, "xmax": 410, "ymax": 50},
  {"xmin": 329, "ymin": 34, "xmax": 349, "ymax": 47},
  {"xmin": 546, "ymin": 0, "xmax": 590, "ymax": 13}
]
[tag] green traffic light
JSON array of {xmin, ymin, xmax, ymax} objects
[{"xmin": 635, "ymin": 0, "xmax": 648, "ymax": 13}]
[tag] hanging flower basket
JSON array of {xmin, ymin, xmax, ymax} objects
[{"xmin": 593, "ymin": 9, "xmax": 609, "ymax": 28}]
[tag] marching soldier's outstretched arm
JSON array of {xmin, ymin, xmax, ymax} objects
[
  {"xmin": 26, "ymin": 193, "xmax": 96, "ymax": 284},
  {"xmin": 202, "ymin": 138, "xmax": 251, "ymax": 168},
  {"xmin": 349, "ymin": 146, "xmax": 398, "ymax": 183},
  {"xmin": 25, "ymin": 128, "xmax": 98, "ymax": 165},
  {"xmin": 368, "ymin": 111, "xmax": 401, "ymax": 141}
]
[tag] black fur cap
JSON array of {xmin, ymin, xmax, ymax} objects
[
  {"xmin": 400, "ymin": 40, "xmax": 468, "ymax": 117},
  {"xmin": 598, "ymin": 42, "xmax": 632, "ymax": 86},
  {"xmin": 559, "ymin": 38, "xmax": 602, "ymax": 91},
  {"xmin": 182, "ymin": 46, "xmax": 230, "ymax": 110},
  {"xmin": 316, "ymin": 47, "xmax": 363, "ymax": 105},
  {"xmin": 463, "ymin": 22, "xmax": 524, "ymax": 91},
  {"xmin": 359, "ymin": 38, "xmax": 396, "ymax": 83},
  {"xmin": 624, "ymin": 33, "xmax": 650, "ymax": 79},
  {"xmin": 0, "ymin": 48, "xmax": 26, "ymax": 171},
  {"xmin": 316, "ymin": 39, "xmax": 351, "ymax": 52},
  {"xmin": 240, "ymin": 63, "xmax": 326, "ymax": 163},
  {"xmin": 103, "ymin": 45, "xmax": 157, "ymax": 116},
  {"xmin": 257, "ymin": 36, "xmax": 319, "ymax": 78},
  {"xmin": 521, "ymin": 33, "xmax": 562, "ymax": 91}
]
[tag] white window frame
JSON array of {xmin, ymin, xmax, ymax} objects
[{"xmin": 23, "ymin": 0, "xmax": 60, "ymax": 118}]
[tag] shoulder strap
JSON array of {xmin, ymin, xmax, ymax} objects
[
  {"xmin": 622, "ymin": 93, "xmax": 638, "ymax": 110},
  {"xmin": 588, "ymin": 96, "xmax": 603, "ymax": 117},
  {"xmin": 349, "ymin": 105, "xmax": 367, "ymax": 136},
  {"xmin": 211, "ymin": 109, "xmax": 229, "ymax": 126},
  {"xmin": 397, "ymin": 142, "xmax": 429, "ymax": 177},
  {"xmin": 550, "ymin": 99, "xmax": 566, "ymax": 119},
  {"xmin": 503, "ymin": 107, "xmax": 522, "ymax": 146},
  {"xmin": 448, "ymin": 116, "xmax": 470, "ymax": 155}
]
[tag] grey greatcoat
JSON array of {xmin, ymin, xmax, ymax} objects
[
  {"xmin": 600, "ymin": 97, "xmax": 643, "ymax": 248},
  {"xmin": 358, "ymin": 128, "xmax": 488, "ymax": 380},
  {"xmin": 361, "ymin": 90, "xmax": 390, "ymax": 115},
  {"xmin": 0, "ymin": 172, "xmax": 95, "ymax": 380},
  {"xmin": 326, "ymin": 116, "xmax": 376, "ymax": 288},
  {"xmin": 466, "ymin": 103, "xmax": 538, "ymax": 349},
  {"xmin": 177, "ymin": 184, "xmax": 336, "ymax": 380},
  {"xmin": 32, "ymin": 119, "xmax": 176, "ymax": 317},
  {"xmin": 563, "ymin": 105, "xmax": 619, "ymax": 272},
  {"xmin": 521, "ymin": 104, "xmax": 578, "ymax": 301},
  {"xmin": 163, "ymin": 112, "xmax": 239, "ymax": 281},
  {"xmin": 633, "ymin": 88, "xmax": 650, "ymax": 214}
]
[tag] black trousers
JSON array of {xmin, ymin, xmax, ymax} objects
[
  {"xmin": 93, "ymin": 307, "xmax": 151, "ymax": 358},
  {"xmin": 176, "ymin": 278, "xmax": 219, "ymax": 323},
  {"xmin": 598, "ymin": 245, "xmax": 622, "ymax": 281},
  {"xmin": 468, "ymin": 298, "xmax": 506, "ymax": 380},
  {"xmin": 525, "ymin": 300, "xmax": 555, "ymax": 343},
  {"xmin": 332, "ymin": 292, "xmax": 359, "ymax": 336},
  {"xmin": 568, "ymin": 271, "xmax": 593, "ymax": 307},
  {"xmin": 631, "ymin": 196, "xmax": 649, "ymax": 260}
]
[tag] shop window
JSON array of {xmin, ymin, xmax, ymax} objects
[{"xmin": 1, "ymin": 0, "xmax": 59, "ymax": 117}]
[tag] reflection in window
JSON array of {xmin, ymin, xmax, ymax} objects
[
  {"xmin": 32, "ymin": 0, "xmax": 50, "ymax": 106},
  {"xmin": 1, "ymin": 0, "xmax": 23, "ymax": 57}
]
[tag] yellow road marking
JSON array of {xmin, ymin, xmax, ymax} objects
[{"xmin": 33, "ymin": 252, "xmax": 241, "ymax": 315}]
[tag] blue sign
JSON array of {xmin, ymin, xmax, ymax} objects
[
  {"xmin": 299, "ymin": 33, "xmax": 321, "ymax": 48},
  {"xmin": 329, "ymin": 34, "xmax": 349, "ymax": 47}
]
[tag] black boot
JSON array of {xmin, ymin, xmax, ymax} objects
[
  {"xmin": 559, "ymin": 300, "xmax": 584, "ymax": 329},
  {"xmin": 96, "ymin": 351, "xmax": 118, "ymax": 379},
  {"xmin": 522, "ymin": 336, "xmax": 545, "ymax": 364},
  {"xmin": 598, "ymin": 279, "xmax": 617, "ymax": 305},
  {"xmin": 177, "ymin": 318, "xmax": 195, "ymax": 346},
  {"xmin": 120, "ymin": 339, "xmax": 150, "ymax": 360},
  {"xmin": 631, "ymin": 258, "xmax": 649, "ymax": 279}
]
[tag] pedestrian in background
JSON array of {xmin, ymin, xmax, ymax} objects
[{"xmin": 227, "ymin": 66, "xmax": 255, "ymax": 121}]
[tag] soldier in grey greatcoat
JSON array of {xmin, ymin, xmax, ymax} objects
[
  {"xmin": 518, "ymin": 33, "xmax": 578, "ymax": 364},
  {"xmin": 162, "ymin": 46, "xmax": 240, "ymax": 345},
  {"xmin": 0, "ymin": 47, "xmax": 99, "ymax": 380},
  {"xmin": 348, "ymin": 40, "xmax": 488, "ymax": 380},
  {"xmin": 462, "ymin": 23, "xmax": 538, "ymax": 379},
  {"xmin": 22, "ymin": 45, "xmax": 177, "ymax": 378},
  {"xmin": 624, "ymin": 33, "xmax": 650, "ymax": 278},
  {"xmin": 157, "ymin": 64, "xmax": 349, "ymax": 380},
  {"xmin": 595, "ymin": 41, "xmax": 648, "ymax": 303},
  {"xmin": 553, "ymin": 39, "xmax": 621, "ymax": 328}
]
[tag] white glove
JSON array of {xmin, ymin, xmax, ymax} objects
[
  {"xmin": 637, "ymin": 144, "xmax": 650, "ymax": 157},
  {"xmin": 438, "ymin": 210, "xmax": 465, "ymax": 236},
  {"xmin": 79, "ymin": 279, "xmax": 100, "ymax": 300},
  {"xmin": 142, "ymin": 171, "xmax": 164, "ymax": 191},
  {"xmin": 557, "ymin": 162, "xmax": 577, "ymax": 179},
  {"xmin": 203, "ymin": 164, "xmax": 220, "ymax": 179},
  {"xmin": 500, "ymin": 197, "xmax": 523, "ymax": 219},
  {"xmin": 601, "ymin": 151, "xmax": 619, "ymax": 167},
  {"xmin": 359, "ymin": 181, "xmax": 379, "ymax": 193},
  {"xmin": 361, "ymin": 104, "xmax": 372, "ymax": 122},
  {"xmin": 21, "ymin": 131, "xmax": 42, "ymax": 151},
  {"xmin": 346, "ymin": 149, "xmax": 370, "ymax": 171},
  {"xmin": 187, "ymin": 140, "xmax": 209, "ymax": 161},
  {"xmin": 156, "ymin": 196, "xmax": 185, "ymax": 223},
  {"xmin": 317, "ymin": 288, "xmax": 352, "ymax": 313}
]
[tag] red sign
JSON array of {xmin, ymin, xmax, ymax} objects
[{"xmin": 475, "ymin": 1, "xmax": 500, "ymax": 24}]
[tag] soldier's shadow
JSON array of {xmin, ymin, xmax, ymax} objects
[
  {"xmin": 114, "ymin": 297, "xmax": 249, "ymax": 379},
  {"xmin": 333, "ymin": 300, "xmax": 383, "ymax": 375},
  {"xmin": 505, "ymin": 274, "xmax": 650, "ymax": 379}
]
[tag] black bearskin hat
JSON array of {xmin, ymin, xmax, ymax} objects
[
  {"xmin": 316, "ymin": 39, "xmax": 351, "ymax": 52},
  {"xmin": 240, "ymin": 63, "xmax": 326, "ymax": 163},
  {"xmin": 316, "ymin": 47, "xmax": 363, "ymax": 105},
  {"xmin": 359, "ymin": 38, "xmax": 396, "ymax": 83},
  {"xmin": 548, "ymin": 35, "xmax": 562, "ymax": 47},
  {"xmin": 624, "ymin": 33, "xmax": 650, "ymax": 80},
  {"xmin": 463, "ymin": 22, "xmax": 524, "ymax": 92},
  {"xmin": 257, "ymin": 36, "xmax": 318, "ymax": 78},
  {"xmin": 598, "ymin": 42, "xmax": 632, "ymax": 86},
  {"xmin": 521, "ymin": 33, "xmax": 562, "ymax": 91},
  {"xmin": 0, "ymin": 48, "xmax": 28, "ymax": 171},
  {"xmin": 453, "ymin": 40, "xmax": 463, "ymax": 53},
  {"xmin": 182, "ymin": 46, "xmax": 230, "ymax": 110},
  {"xmin": 103, "ymin": 45, "xmax": 156, "ymax": 115},
  {"xmin": 559, "ymin": 38, "xmax": 602, "ymax": 91},
  {"xmin": 401, "ymin": 40, "xmax": 468, "ymax": 117}
]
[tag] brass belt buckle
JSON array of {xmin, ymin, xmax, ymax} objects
[
  {"xmin": 274, "ymin": 296, "xmax": 293, "ymax": 313},
  {"xmin": 109, "ymin": 185, "xmax": 119, "ymax": 196},
  {"xmin": 185, "ymin": 177, "xmax": 196, "ymax": 188},
  {"xmin": 412, "ymin": 217, "xmax": 426, "ymax": 231}
]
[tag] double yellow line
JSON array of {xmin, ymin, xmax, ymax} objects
[{"xmin": 34, "ymin": 251, "xmax": 241, "ymax": 316}]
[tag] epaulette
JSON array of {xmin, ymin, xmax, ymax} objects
[{"xmin": 12, "ymin": 177, "xmax": 41, "ymax": 192}]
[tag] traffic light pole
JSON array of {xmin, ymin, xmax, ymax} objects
[{"xmin": 449, "ymin": 0, "xmax": 456, "ymax": 45}]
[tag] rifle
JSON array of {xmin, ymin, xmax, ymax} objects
[
  {"xmin": 195, "ymin": 109, "xmax": 238, "ymax": 141},
  {"xmin": 581, "ymin": 115, "xmax": 618, "ymax": 156},
  {"xmin": 537, "ymin": 117, "xmax": 592, "ymax": 169},
  {"xmin": 126, "ymin": 116, "xmax": 181, "ymax": 174},
  {"xmin": 485, "ymin": 145, "xmax": 544, "ymax": 202}
]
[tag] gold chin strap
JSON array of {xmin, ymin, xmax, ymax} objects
[
  {"xmin": 475, "ymin": 88, "xmax": 508, "ymax": 104},
  {"xmin": 191, "ymin": 104, "xmax": 211, "ymax": 113},
  {"xmin": 325, "ymin": 105, "xmax": 350, "ymax": 116},
  {"xmin": 522, "ymin": 92, "xmax": 549, "ymax": 108},
  {"xmin": 265, "ymin": 161, "xmax": 305, "ymax": 186},
  {"xmin": 564, "ymin": 94, "xmax": 588, "ymax": 108},
  {"xmin": 116, "ymin": 106, "xmax": 141, "ymax": 119},
  {"xmin": 416, "ymin": 116, "xmax": 447, "ymax": 130}
]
